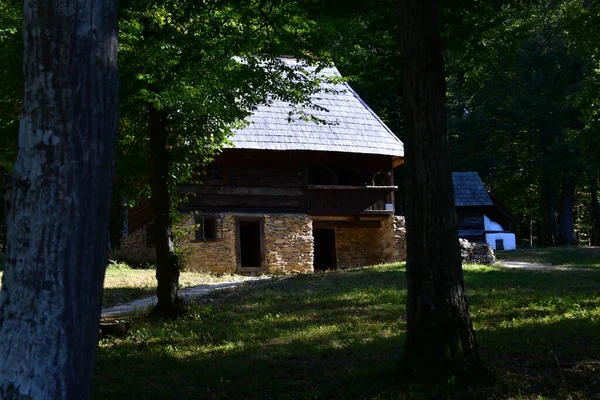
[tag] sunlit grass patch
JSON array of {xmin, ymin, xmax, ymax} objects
[{"xmin": 102, "ymin": 261, "xmax": 247, "ymax": 308}]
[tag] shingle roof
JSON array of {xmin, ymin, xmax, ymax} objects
[
  {"xmin": 231, "ymin": 58, "xmax": 404, "ymax": 157},
  {"xmin": 453, "ymin": 172, "xmax": 493, "ymax": 207}
]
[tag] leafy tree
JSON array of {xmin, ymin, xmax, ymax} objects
[
  {"xmin": 447, "ymin": 0, "xmax": 599, "ymax": 246},
  {"xmin": 0, "ymin": 0, "xmax": 21, "ymax": 252},
  {"xmin": 0, "ymin": 0, "xmax": 119, "ymax": 397},
  {"xmin": 117, "ymin": 0, "xmax": 332, "ymax": 317}
]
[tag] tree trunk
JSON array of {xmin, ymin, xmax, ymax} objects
[
  {"xmin": 0, "ymin": 0, "xmax": 118, "ymax": 397},
  {"xmin": 148, "ymin": 104, "xmax": 184, "ymax": 318},
  {"xmin": 398, "ymin": 0, "xmax": 482, "ymax": 383},
  {"xmin": 558, "ymin": 174, "xmax": 577, "ymax": 245},
  {"xmin": 540, "ymin": 178, "xmax": 559, "ymax": 245},
  {"xmin": 109, "ymin": 187, "xmax": 125, "ymax": 251},
  {"xmin": 591, "ymin": 174, "xmax": 600, "ymax": 246}
]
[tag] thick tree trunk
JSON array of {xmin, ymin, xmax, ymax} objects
[
  {"xmin": 558, "ymin": 174, "xmax": 577, "ymax": 245},
  {"xmin": 398, "ymin": 0, "xmax": 482, "ymax": 383},
  {"xmin": 148, "ymin": 105, "xmax": 184, "ymax": 318},
  {"xmin": 540, "ymin": 178, "xmax": 559, "ymax": 245},
  {"xmin": 591, "ymin": 174, "xmax": 600, "ymax": 246},
  {"xmin": 0, "ymin": 0, "xmax": 118, "ymax": 397}
]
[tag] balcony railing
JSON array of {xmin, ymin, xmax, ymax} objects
[{"xmin": 306, "ymin": 185, "xmax": 396, "ymax": 214}]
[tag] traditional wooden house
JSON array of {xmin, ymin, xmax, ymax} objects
[
  {"xmin": 453, "ymin": 172, "xmax": 516, "ymax": 250},
  {"xmin": 120, "ymin": 59, "xmax": 407, "ymax": 274}
]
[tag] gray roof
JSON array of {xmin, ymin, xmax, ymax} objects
[
  {"xmin": 453, "ymin": 172, "xmax": 493, "ymax": 207},
  {"xmin": 231, "ymin": 58, "xmax": 404, "ymax": 157}
]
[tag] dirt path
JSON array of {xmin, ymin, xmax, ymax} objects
[
  {"xmin": 500, "ymin": 261, "xmax": 573, "ymax": 271},
  {"xmin": 102, "ymin": 275, "xmax": 275, "ymax": 317}
]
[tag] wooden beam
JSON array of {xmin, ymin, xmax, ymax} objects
[
  {"xmin": 392, "ymin": 156, "xmax": 405, "ymax": 168},
  {"xmin": 313, "ymin": 220, "xmax": 382, "ymax": 229},
  {"xmin": 307, "ymin": 185, "xmax": 397, "ymax": 190}
]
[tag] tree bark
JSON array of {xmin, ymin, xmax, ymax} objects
[
  {"xmin": 540, "ymin": 177, "xmax": 559, "ymax": 245},
  {"xmin": 0, "ymin": 0, "xmax": 118, "ymax": 397},
  {"xmin": 591, "ymin": 174, "xmax": 600, "ymax": 246},
  {"xmin": 398, "ymin": 0, "xmax": 482, "ymax": 383},
  {"xmin": 109, "ymin": 187, "xmax": 125, "ymax": 251},
  {"xmin": 148, "ymin": 104, "xmax": 184, "ymax": 318},
  {"xmin": 558, "ymin": 174, "xmax": 577, "ymax": 245}
]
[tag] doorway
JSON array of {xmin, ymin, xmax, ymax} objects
[
  {"xmin": 237, "ymin": 219, "xmax": 263, "ymax": 270},
  {"xmin": 313, "ymin": 228, "xmax": 337, "ymax": 271}
]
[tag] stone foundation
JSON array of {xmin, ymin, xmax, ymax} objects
[
  {"xmin": 178, "ymin": 214, "xmax": 237, "ymax": 274},
  {"xmin": 117, "ymin": 212, "xmax": 407, "ymax": 274},
  {"xmin": 110, "ymin": 226, "xmax": 156, "ymax": 264},
  {"xmin": 180, "ymin": 213, "xmax": 313, "ymax": 274},
  {"xmin": 264, "ymin": 214, "xmax": 314, "ymax": 274},
  {"xmin": 335, "ymin": 215, "xmax": 406, "ymax": 268}
]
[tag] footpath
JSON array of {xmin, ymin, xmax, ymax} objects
[{"xmin": 102, "ymin": 275, "xmax": 275, "ymax": 317}]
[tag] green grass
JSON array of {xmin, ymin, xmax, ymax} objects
[
  {"xmin": 93, "ymin": 263, "xmax": 600, "ymax": 399},
  {"xmin": 496, "ymin": 246, "xmax": 600, "ymax": 268},
  {"xmin": 1, "ymin": 262, "xmax": 243, "ymax": 308},
  {"xmin": 103, "ymin": 262, "xmax": 248, "ymax": 308}
]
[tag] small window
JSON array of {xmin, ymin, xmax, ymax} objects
[
  {"xmin": 495, "ymin": 239, "xmax": 504, "ymax": 251},
  {"xmin": 195, "ymin": 215, "xmax": 219, "ymax": 241}
]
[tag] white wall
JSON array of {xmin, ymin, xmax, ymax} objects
[
  {"xmin": 484, "ymin": 215, "xmax": 516, "ymax": 250},
  {"xmin": 486, "ymin": 232, "xmax": 516, "ymax": 250},
  {"xmin": 484, "ymin": 215, "xmax": 504, "ymax": 231}
]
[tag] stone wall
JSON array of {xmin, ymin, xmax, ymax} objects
[
  {"xmin": 116, "ymin": 212, "xmax": 407, "ymax": 273},
  {"xmin": 335, "ymin": 215, "xmax": 406, "ymax": 268},
  {"xmin": 264, "ymin": 214, "xmax": 313, "ymax": 274},
  {"xmin": 178, "ymin": 214, "xmax": 237, "ymax": 274},
  {"xmin": 111, "ymin": 225, "xmax": 156, "ymax": 264},
  {"xmin": 179, "ymin": 213, "xmax": 313, "ymax": 274},
  {"xmin": 392, "ymin": 216, "xmax": 407, "ymax": 262},
  {"xmin": 459, "ymin": 238, "xmax": 495, "ymax": 265}
]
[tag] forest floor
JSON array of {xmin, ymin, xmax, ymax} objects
[{"xmin": 93, "ymin": 255, "xmax": 600, "ymax": 400}]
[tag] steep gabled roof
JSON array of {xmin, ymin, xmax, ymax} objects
[
  {"xmin": 231, "ymin": 58, "xmax": 404, "ymax": 157},
  {"xmin": 452, "ymin": 172, "xmax": 493, "ymax": 207}
]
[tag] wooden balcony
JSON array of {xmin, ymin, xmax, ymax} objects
[{"xmin": 306, "ymin": 185, "xmax": 396, "ymax": 215}]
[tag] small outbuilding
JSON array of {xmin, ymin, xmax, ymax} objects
[{"xmin": 452, "ymin": 172, "xmax": 516, "ymax": 250}]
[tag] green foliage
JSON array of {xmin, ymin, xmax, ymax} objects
[
  {"xmin": 446, "ymin": 0, "xmax": 600, "ymax": 245},
  {"xmin": 0, "ymin": 0, "xmax": 21, "ymax": 252},
  {"xmin": 93, "ymin": 260, "xmax": 600, "ymax": 399},
  {"xmin": 116, "ymin": 0, "xmax": 336, "ymax": 204}
]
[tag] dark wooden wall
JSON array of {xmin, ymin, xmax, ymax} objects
[{"xmin": 181, "ymin": 149, "xmax": 396, "ymax": 215}]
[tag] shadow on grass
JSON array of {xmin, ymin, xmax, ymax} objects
[
  {"xmin": 495, "ymin": 246, "xmax": 600, "ymax": 267},
  {"xmin": 102, "ymin": 287, "xmax": 156, "ymax": 308},
  {"xmin": 93, "ymin": 264, "xmax": 600, "ymax": 399}
]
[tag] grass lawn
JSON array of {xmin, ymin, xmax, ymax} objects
[
  {"xmin": 102, "ymin": 263, "xmax": 246, "ymax": 308},
  {"xmin": 93, "ymin": 262, "xmax": 600, "ymax": 399},
  {"xmin": 496, "ymin": 246, "xmax": 600, "ymax": 268},
  {"xmin": 1, "ymin": 263, "xmax": 243, "ymax": 308}
]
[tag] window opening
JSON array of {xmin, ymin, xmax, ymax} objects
[{"xmin": 195, "ymin": 214, "xmax": 222, "ymax": 241}]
